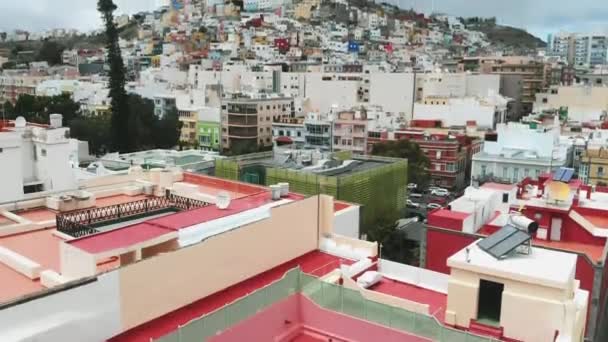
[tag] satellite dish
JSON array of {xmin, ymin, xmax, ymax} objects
[
  {"xmin": 215, "ymin": 191, "xmax": 231, "ymax": 210},
  {"xmin": 547, "ymin": 181, "xmax": 570, "ymax": 202}
]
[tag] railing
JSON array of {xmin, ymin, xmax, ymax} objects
[
  {"xmin": 153, "ymin": 268, "xmax": 499, "ymax": 342},
  {"xmin": 153, "ymin": 268, "xmax": 300, "ymax": 342},
  {"xmin": 300, "ymin": 273, "xmax": 499, "ymax": 342},
  {"xmin": 56, "ymin": 195, "xmax": 210, "ymax": 238}
]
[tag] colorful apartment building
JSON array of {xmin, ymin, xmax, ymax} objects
[
  {"xmin": 221, "ymin": 93, "xmax": 295, "ymax": 154},
  {"xmin": 197, "ymin": 107, "xmax": 221, "ymax": 151},
  {"xmin": 332, "ymin": 110, "xmax": 368, "ymax": 155},
  {"xmin": 393, "ymin": 127, "xmax": 482, "ymax": 191}
]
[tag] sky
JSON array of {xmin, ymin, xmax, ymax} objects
[{"xmin": 0, "ymin": 0, "xmax": 607, "ymax": 41}]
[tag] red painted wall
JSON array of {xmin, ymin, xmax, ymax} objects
[
  {"xmin": 520, "ymin": 207, "xmax": 606, "ymax": 246},
  {"xmin": 427, "ymin": 213, "xmax": 464, "ymax": 231},
  {"xmin": 426, "ymin": 228, "xmax": 476, "ymax": 274}
]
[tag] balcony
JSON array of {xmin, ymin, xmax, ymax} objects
[
  {"xmin": 334, "ymin": 129, "xmax": 367, "ymax": 138},
  {"xmin": 228, "ymin": 126, "xmax": 258, "ymax": 138},
  {"xmin": 227, "ymin": 116, "xmax": 259, "ymax": 126}
]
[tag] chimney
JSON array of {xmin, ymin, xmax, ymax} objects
[{"xmin": 49, "ymin": 114, "xmax": 63, "ymax": 128}]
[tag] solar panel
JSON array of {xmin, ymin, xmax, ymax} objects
[
  {"xmin": 553, "ymin": 167, "xmax": 575, "ymax": 183},
  {"xmin": 487, "ymin": 231, "xmax": 531, "ymax": 259},
  {"xmin": 477, "ymin": 225, "xmax": 531, "ymax": 259},
  {"xmin": 477, "ymin": 225, "xmax": 518, "ymax": 252},
  {"xmin": 553, "ymin": 168, "xmax": 566, "ymax": 182},
  {"xmin": 560, "ymin": 168, "xmax": 574, "ymax": 183}
]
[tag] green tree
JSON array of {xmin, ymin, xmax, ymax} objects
[
  {"xmin": 154, "ymin": 108, "xmax": 182, "ymax": 149},
  {"xmin": 1, "ymin": 61, "xmax": 17, "ymax": 70},
  {"xmin": 9, "ymin": 94, "xmax": 80, "ymax": 126},
  {"xmin": 98, "ymin": 0, "xmax": 131, "ymax": 152},
  {"xmin": 70, "ymin": 115, "xmax": 112, "ymax": 156},
  {"xmin": 36, "ymin": 40, "xmax": 65, "ymax": 65},
  {"xmin": 371, "ymin": 139, "xmax": 430, "ymax": 188}
]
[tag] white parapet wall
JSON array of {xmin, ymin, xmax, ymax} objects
[
  {"xmin": 0, "ymin": 246, "xmax": 42, "ymax": 279},
  {"xmin": 342, "ymin": 274, "xmax": 430, "ymax": 315},
  {"xmin": 319, "ymin": 235, "xmax": 378, "ymax": 261},
  {"xmin": 378, "ymin": 259, "xmax": 449, "ymax": 294},
  {"xmin": 333, "ymin": 205, "xmax": 360, "ymax": 238},
  {"xmin": 0, "ymin": 272, "xmax": 122, "ymax": 342},
  {"xmin": 40, "ymin": 270, "xmax": 71, "ymax": 288}
]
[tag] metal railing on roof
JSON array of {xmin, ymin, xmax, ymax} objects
[{"xmin": 56, "ymin": 194, "xmax": 211, "ymax": 238}]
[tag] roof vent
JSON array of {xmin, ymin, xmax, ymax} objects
[
  {"xmin": 278, "ymin": 182, "xmax": 289, "ymax": 197},
  {"xmin": 14, "ymin": 116, "xmax": 26, "ymax": 128},
  {"xmin": 49, "ymin": 114, "xmax": 63, "ymax": 128},
  {"xmin": 215, "ymin": 191, "xmax": 231, "ymax": 210},
  {"xmin": 270, "ymin": 184, "xmax": 282, "ymax": 200}
]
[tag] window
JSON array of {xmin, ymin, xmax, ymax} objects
[
  {"xmin": 23, "ymin": 184, "xmax": 44, "ymax": 194},
  {"xmin": 40, "ymin": 149, "xmax": 47, "ymax": 157},
  {"xmin": 502, "ymin": 167, "xmax": 508, "ymax": 178},
  {"xmin": 436, "ymin": 151, "xmax": 441, "ymax": 159},
  {"xmin": 524, "ymin": 169, "xmax": 530, "ymax": 177},
  {"xmin": 297, "ymin": 131, "xmax": 301, "ymax": 137},
  {"xmin": 535, "ymin": 169, "xmax": 541, "ymax": 179},
  {"xmin": 502, "ymin": 193, "xmax": 509, "ymax": 203},
  {"xmin": 513, "ymin": 168, "xmax": 519, "ymax": 180},
  {"xmin": 599, "ymin": 166, "xmax": 605, "ymax": 177}
]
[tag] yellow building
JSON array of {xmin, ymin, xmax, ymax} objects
[
  {"xmin": 580, "ymin": 148, "xmax": 608, "ymax": 185},
  {"xmin": 178, "ymin": 108, "xmax": 199, "ymax": 145}
]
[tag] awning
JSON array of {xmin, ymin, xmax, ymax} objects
[{"xmin": 276, "ymin": 136, "xmax": 293, "ymax": 144}]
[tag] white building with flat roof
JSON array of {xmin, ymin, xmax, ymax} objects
[
  {"xmin": 535, "ymin": 86, "xmax": 608, "ymax": 123},
  {"xmin": 414, "ymin": 95, "xmax": 508, "ymax": 129},
  {"xmin": 0, "ymin": 115, "xmax": 78, "ymax": 203},
  {"xmin": 447, "ymin": 241, "xmax": 587, "ymax": 342},
  {"xmin": 472, "ymin": 120, "xmax": 571, "ymax": 184}
]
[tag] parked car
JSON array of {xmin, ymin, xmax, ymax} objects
[
  {"xmin": 407, "ymin": 183, "xmax": 418, "ymax": 191},
  {"xmin": 409, "ymin": 193, "xmax": 423, "ymax": 199},
  {"xmin": 427, "ymin": 203, "xmax": 443, "ymax": 210},
  {"xmin": 406, "ymin": 199, "xmax": 420, "ymax": 209},
  {"xmin": 430, "ymin": 188, "xmax": 450, "ymax": 197}
]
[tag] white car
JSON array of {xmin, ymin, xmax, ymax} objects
[
  {"xmin": 430, "ymin": 188, "xmax": 450, "ymax": 197},
  {"xmin": 406, "ymin": 199, "xmax": 420, "ymax": 208},
  {"xmin": 427, "ymin": 203, "xmax": 443, "ymax": 210},
  {"xmin": 407, "ymin": 183, "xmax": 418, "ymax": 191}
]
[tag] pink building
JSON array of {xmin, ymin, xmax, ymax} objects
[{"xmin": 333, "ymin": 111, "xmax": 368, "ymax": 155}]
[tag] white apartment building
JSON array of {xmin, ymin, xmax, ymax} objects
[
  {"xmin": 0, "ymin": 115, "xmax": 78, "ymax": 203},
  {"xmin": 535, "ymin": 86, "xmax": 608, "ymax": 123},
  {"xmin": 472, "ymin": 120, "xmax": 571, "ymax": 184},
  {"xmin": 272, "ymin": 120, "xmax": 306, "ymax": 147},
  {"xmin": 414, "ymin": 95, "xmax": 508, "ymax": 129},
  {"xmin": 416, "ymin": 73, "xmax": 501, "ymax": 100},
  {"xmin": 303, "ymin": 112, "xmax": 333, "ymax": 151}
]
